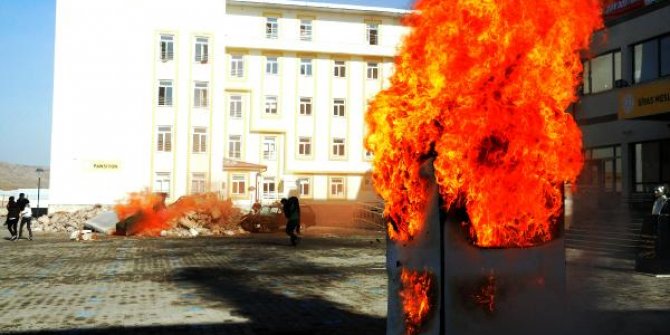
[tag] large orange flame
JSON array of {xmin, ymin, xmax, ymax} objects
[
  {"xmin": 399, "ymin": 268, "xmax": 434, "ymax": 335},
  {"xmin": 365, "ymin": 0, "xmax": 603, "ymax": 247},
  {"xmin": 114, "ymin": 190, "xmax": 238, "ymax": 236}
]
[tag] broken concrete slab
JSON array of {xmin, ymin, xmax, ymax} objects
[{"xmin": 84, "ymin": 211, "xmax": 118, "ymax": 235}]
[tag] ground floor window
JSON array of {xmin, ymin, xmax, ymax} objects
[
  {"xmin": 329, "ymin": 176, "xmax": 346, "ymax": 199},
  {"xmin": 633, "ymin": 140, "xmax": 670, "ymax": 192},
  {"xmin": 231, "ymin": 174, "xmax": 246, "ymax": 196},
  {"xmin": 262, "ymin": 177, "xmax": 277, "ymax": 200},
  {"xmin": 191, "ymin": 173, "xmax": 206, "ymax": 194},
  {"xmin": 581, "ymin": 145, "xmax": 622, "ymax": 193},
  {"xmin": 298, "ymin": 177, "xmax": 311, "ymax": 198},
  {"xmin": 154, "ymin": 172, "xmax": 171, "ymax": 198}
]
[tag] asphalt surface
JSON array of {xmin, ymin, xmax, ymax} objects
[{"xmin": 0, "ymin": 226, "xmax": 668, "ymax": 335}]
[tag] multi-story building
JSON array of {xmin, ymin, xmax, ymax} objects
[
  {"xmin": 49, "ymin": 0, "xmax": 408, "ymax": 210},
  {"xmin": 576, "ymin": 0, "xmax": 670, "ymax": 206}
]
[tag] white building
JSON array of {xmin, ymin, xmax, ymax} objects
[{"xmin": 50, "ymin": 0, "xmax": 408, "ymax": 210}]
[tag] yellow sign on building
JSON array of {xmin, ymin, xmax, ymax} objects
[
  {"xmin": 87, "ymin": 160, "xmax": 121, "ymax": 172},
  {"xmin": 618, "ymin": 79, "xmax": 670, "ymax": 119}
]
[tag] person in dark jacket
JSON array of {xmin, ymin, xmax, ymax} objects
[
  {"xmin": 281, "ymin": 197, "xmax": 301, "ymax": 246},
  {"xmin": 16, "ymin": 193, "xmax": 29, "ymax": 211},
  {"xmin": 6, "ymin": 196, "xmax": 20, "ymax": 240}
]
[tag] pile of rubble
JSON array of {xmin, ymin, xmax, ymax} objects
[
  {"xmin": 32, "ymin": 205, "xmax": 108, "ymax": 233},
  {"xmin": 161, "ymin": 209, "xmax": 247, "ymax": 237}
]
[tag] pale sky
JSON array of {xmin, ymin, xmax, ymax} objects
[{"xmin": 0, "ymin": 0, "xmax": 413, "ymax": 167}]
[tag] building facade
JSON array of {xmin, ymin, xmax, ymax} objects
[
  {"xmin": 50, "ymin": 0, "xmax": 408, "ymax": 209},
  {"xmin": 576, "ymin": 0, "xmax": 670, "ymax": 205}
]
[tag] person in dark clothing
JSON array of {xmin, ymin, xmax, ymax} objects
[
  {"xmin": 5, "ymin": 196, "xmax": 20, "ymax": 240},
  {"xmin": 281, "ymin": 197, "xmax": 301, "ymax": 246},
  {"xmin": 16, "ymin": 193, "xmax": 29, "ymax": 211}
]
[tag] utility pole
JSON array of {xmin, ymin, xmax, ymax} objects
[{"xmin": 36, "ymin": 168, "xmax": 44, "ymax": 214}]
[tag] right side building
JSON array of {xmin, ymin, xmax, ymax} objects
[{"xmin": 576, "ymin": 0, "xmax": 670, "ymax": 206}]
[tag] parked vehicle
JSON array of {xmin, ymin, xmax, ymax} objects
[{"xmin": 240, "ymin": 203, "xmax": 316, "ymax": 233}]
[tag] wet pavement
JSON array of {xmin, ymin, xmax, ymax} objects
[{"xmin": 0, "ymin": 226, "xmax": 668, "ymax": 335}]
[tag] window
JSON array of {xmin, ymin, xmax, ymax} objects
[
  {"xmin": 330, "ymin": 177, "xmax": 345, "ymax": 198},
  {"xmin": 266, "ymin": 17, "xmax": 278, "ymax": 39},
  {"xmin": 266, "ymin": 57, "xmax": 279, "ymax": 75},
  {"xmin": 299, "ymin": 178, "xmax": 311, "ymax": 197},
  {"xmin": 157, "ymin": 126, "xmax": 172, "ymax": 152},
  {"xmin": 160, "ymin": 35, "xmax": 174, "ymax": 61},
  {"xmin": 158, "ymin": 80, "xmax": 173, "ymax": 106},
  {"xmin": 332, "ymin": 138, "xmax": 345, "ymax": 157},
  {"xmin": 633, "ymin": 141, "xmax": 670, "ymax": 192},
  {"xmin": 229, "ymin": 95, "xmax": 242, "ymax": 118},
  {"xmin": 154, "ymin": 172, "xmax": 171, "ymax": 198},
  {"xmin": 581, "ymin": 146, "xmax": 622, "ymax": 193},
  {"xmin": 231, "ymin": 174, "xmax": 246, "ymax": 195},
  {"xmin": 300, "ymin": 19, "xmax": 312, "ymax": 41},
  {"xmin": 334, "ymin": 61, "xmax": 346, "ymax": 78},
  {"xmin": 192, "ymin": 127, "xmax": 207, "ymax": 153},
  {"xmin": 633, "ymin": 35, "xmax": 670, "ymax": 84},
  {"xmin": 191, "ymin": 173, "xmax": 206, "ymax": 194},
  {"xmin": 230, "ymin": 55, "xmax": 244, "ymax": 77},
  {"xmin": 298, "ymin": 137, "xmax": 312, "ymax": 156},
  {"xmin": 300, "ymin": 58, "xmax": 312, "ymax": 76},
  {"xmin": 262, "ymin": 177, "xmax": 277, "ymax": 199},
  {"xmin": 365, "ymin": 150, "xmax": 374, "ymax": 160},
  {"xmin": 333, "ymin": 99, "xmax": 345, "ymax": 117},
  {"xmin": 263, "ymin": 136, "xmax": 277, "ymax": 160},
  {"xmin": 195, "ymin": 37, "xmax": 209, "ymax": 63},
  {"xmin": 228, "ymin": 135, "xmax": 242, "ymax": 159},
  {"xmin": 265, "ymin": 95, "xmax": 278, "ymax": 114},
  {"xmin": 194, "ymin": 81, "xmax": 209, "ymax": 108},
  {"xmin": 367, "ymin": 62, "xmax": 379, "ymax": 80},
  {"xmin": 366, "ymin": 23, "xmax": 379, "ymax": 46},
  {"xmin": 582, "ymin": 50, "xmax": 621, "ymax": 94},
  {"xmin": 299, "ymin": 97, "xmax": 312, "ymax": 116}
]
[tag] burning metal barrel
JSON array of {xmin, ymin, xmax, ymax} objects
[
  {"xmin": 386, "ymin": 160, "xmax": 567, "ymax": 334},
  {"xmin": 364, "ymin": 0, "xmax": 603, "ymax": 334}
]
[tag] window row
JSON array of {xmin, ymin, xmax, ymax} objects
[
  {"xmin": 582, "ymin": 33, "xmax": 670, "ymax": 95},
  {"xmin": 158, "ymin": 80, "xmax": 209, "ymax": 108},
  {"xmin": 230, "ymin": 56, "xmax": 380, "ymax": 79},
  {"xmin": 153, "ymin": 172, "xmax": 207, "ymax": 197},
  {"xmin": 157, "ymin": 128, "xmax": 366, "ymax": 161},
  {"xmin": 229, "ymin": 135, "xmax": 349, "ymax": 160},
  {"xmin": 155, "ymin": 126, "xmax": 208, "ymax": 154},
  {"xmin": 228, "ymin": 174, "xmax": 347, "ymax": 199},
  {"xmin": 264, "ymin": 17, "xmax": 379, "ymax": 46},
  {"xmin": 156, "ymin": 172, "xmax": 349, "ymax": 199},
  {"xmin": 159, "ymin": 30, "xmax": 383, "ymax": 69},
  {"xmin": 257, "ymin": 96, "xmax": 346, "ymax": 117},
  {"xmin": 160, "ymin": 35, "xmax": 209, "ymax": 63}
]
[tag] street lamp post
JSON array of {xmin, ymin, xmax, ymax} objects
[{"xmin": 36, "ymin": 168, "xmax": 44, "ymax": 213}]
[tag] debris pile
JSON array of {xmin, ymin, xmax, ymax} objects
[
  {"xmin": 32, "ymin": 205, "xmax": 107, "ymax": 233},
  {"xmin": 115, "ymin": 191, "xmax": 244, "ymax": 237}
]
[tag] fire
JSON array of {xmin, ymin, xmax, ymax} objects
[
  {"xmin": 114, "ymin": 190, "xmax": 238, "ymax": 236},
  {"xmin": 399, "ymin": 268, "xmax": 434, "ymax": 335},
  {"xmin": 365, "ymin": 0, "xmax": 603, "ymax": 247},
  {"xmin": 473, "ymin": 272, "xmax": 497, "ymax": 314}
]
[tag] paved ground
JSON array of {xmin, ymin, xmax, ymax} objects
[{"xmin": 0, "ymin": 226, "xmax": 668, "ymax": 335}]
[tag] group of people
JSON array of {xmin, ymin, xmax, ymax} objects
[
  {"xmin": 280, "ymin": 196, "xmax": 301, "ymax": 246},
  {"xmin": 4, "ymin": 193, "xmax": 32, "ymax": 241}
]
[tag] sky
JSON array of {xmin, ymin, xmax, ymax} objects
[{"xmin": 0, "ymin": 0, "xmax": 413, "ymax": 167}]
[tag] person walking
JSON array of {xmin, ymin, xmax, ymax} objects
[
  {"xmin": 16, "ymin": 193, "xmax": 29, "ymax": 210},
  {"xmin": 5, "ymin": 196, "xmax": 20, "ymax": 240},
  {"xmin": 17, "ymin": 202, "xmax": 33, "ymax": 241},
  {"xmin": 282, "ymin": 197, "xmax": 301, "ymax": 246}
]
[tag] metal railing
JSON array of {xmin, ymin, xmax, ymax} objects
[{"xmin": 353, "ymin": 201, "xmax": 385, "ymax": 229}]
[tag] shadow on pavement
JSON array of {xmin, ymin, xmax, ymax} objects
[
  {"xmin": 10, "ymin": 260, "xmax": 385, "ymax": 335},
  {"xmin": 568, "ymin": 309, "xmax": 670, "ymax": 335}
]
